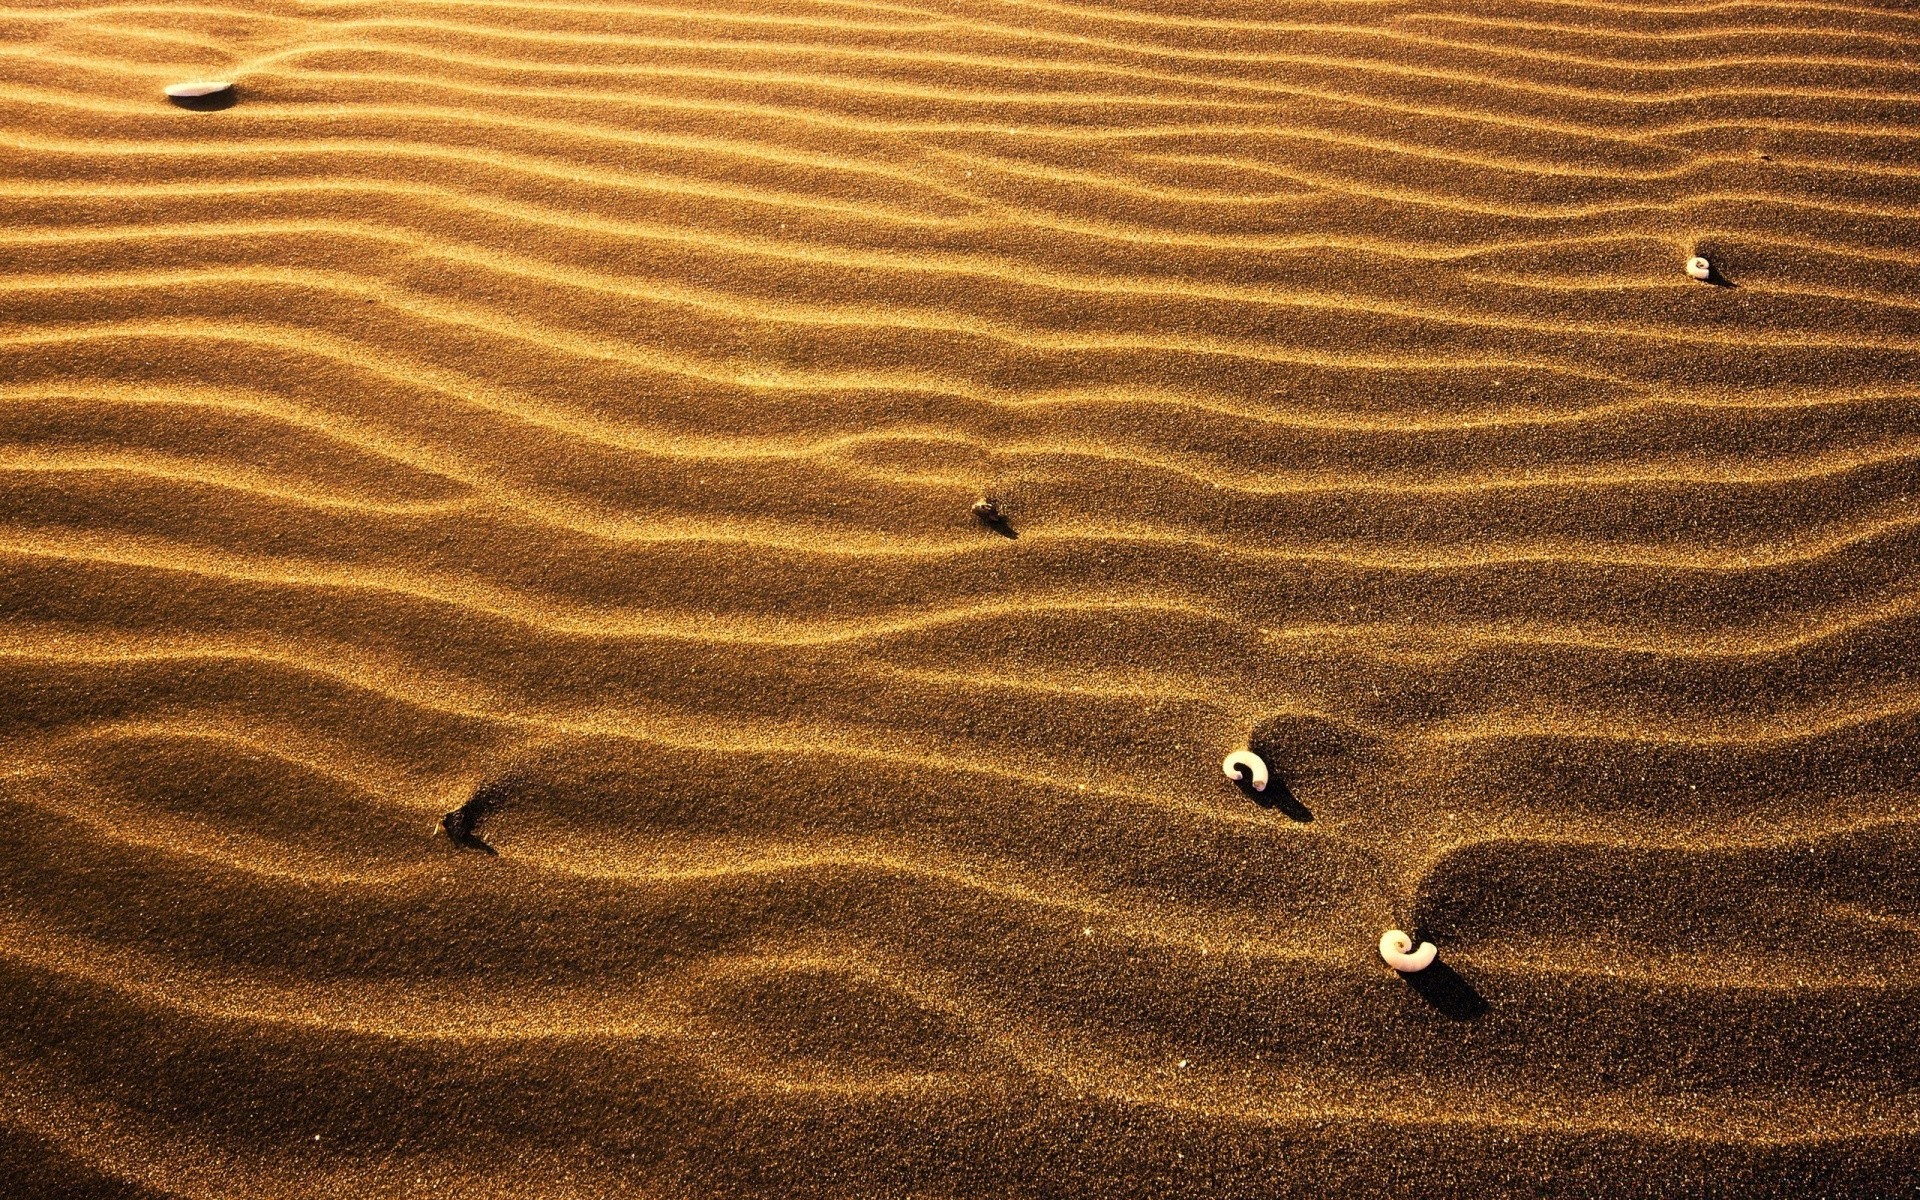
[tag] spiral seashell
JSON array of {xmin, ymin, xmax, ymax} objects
[
  {"xmin": 1221, "ymin": 749, "xmax": 1268, "ymax": 791},
  {"xmin": 163, "ymin": 80, "xmax": 233, "ymax": 99},
  {"xmin": 1685, "ymin": 256, "xmax": 1712, "ymax": 281},
  {"xmin": 1379, "ymin": 929, "xmax": 1437, "ymax": 972}
]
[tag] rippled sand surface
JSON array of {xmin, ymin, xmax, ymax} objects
[{"xmin": 3, "ymin": 0, "xmax": 1920, "ymax": 1195}]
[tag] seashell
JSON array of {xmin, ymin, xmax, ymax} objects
[
  {"xmin": 164, "ymin": 80, "xmax": 234, "ymax": 99},
  {"xmin": 1685, "ymin": 256, "xmax": 1712, "ymax": 281},
  {"xmin": 1379, "ymin": 928, "xmax": 1437, "ymax": 973},
  {"xmin": 1221, "ymin": 749, "xmax": 1268, "ymax": 791}
]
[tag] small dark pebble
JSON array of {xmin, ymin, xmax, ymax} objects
[
  {"xmin": 436, "ymin": 778, "xmax": 512, "ymax": 854},
  {"xmin": 437, "ymin": 806, "xmax": 476, "ymax": 841}
]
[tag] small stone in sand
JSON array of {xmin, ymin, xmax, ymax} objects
[
  {"xmin": 972, "ymin": 496, "xmax": 1002, "ymax": 523},
  {"xmin": 164, "ymin": 80, "xmax": 233, "ymax": 99},
  {"xmin": 436, "ymin": 806, "xmax": 477, "ymax": 842}
]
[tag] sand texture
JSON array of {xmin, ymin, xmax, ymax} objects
[{"xmin": 3, "ymin": 0, "xmax": 1920, "ymax": 1195}]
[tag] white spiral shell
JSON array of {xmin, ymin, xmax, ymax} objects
[
  {"xmin": 1221, "ymin": 749, "xmax": 1268, "ymax": 791},
  {"xmin": 1378, "ymin": 929, "xmax": 1437, "ymax": 973},
  {"xmin": 164, "ymin": 80, "xmax": 234, "ymax": 99},
  {"xmin": 1685, "ymin": 256, "xmax": 1712, "ymax": 281}
]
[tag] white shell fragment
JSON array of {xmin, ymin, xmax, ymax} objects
[
  {"xmin": 164, "ymin": 80, "xmax": 234, "ymax": 99},
  {"xmin": 1685, "ymin": 255, "xmax": 1712, "ymax": 281},
  {"xmin": 1221, "ymin": 749, "xmax": 1268, "ymax": 792},
  {"xmin": 1379, "ymin": 929, "xmax": 1437, "ymax": 973}
]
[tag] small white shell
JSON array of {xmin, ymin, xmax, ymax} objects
[
  {"xmin": 164, "ymin": 80, "xmax": 234, "ymax": 99},
  {"xmin": 1221, "ymin": 749, "xmax": 1268, "ymax": 791},
  {"xmin": 1685, "ymin": 256, "xmax": 1712, "ymax": 281},
  {"xmin": 1379, "ymin": 929, "xmax": 1437, "ymax": 973}
]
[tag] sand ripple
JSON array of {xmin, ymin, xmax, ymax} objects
[{"xmin": 2, "ymin": 0, "xmax": 1918, "ymax": 1195}]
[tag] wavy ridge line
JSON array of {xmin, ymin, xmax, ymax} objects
[
  {"xmin": 1406, "ymin": 11, "xmax": 1920, "ymax": 43},
  {"xmin": 21, "ymin": 737, "xmax": 1912, "ymax": 969},
  {"xmin": 8, "ymin": 166, "xmax": 1914, "ymax": 330},
  {"xmin": 8, "ymin": 40, "xmax": 1684, "ymax": 181},
  {"xmin": 0, "ymin": 312, "xmax": 1633, "ymax": 438},
  {"xmin": 188, "ymin": 18, "xmax": 1920, "ymax": 110},
  {"xmin": 1128, "ymin": 148, "xmax": 1920, "ymax": 223},
  {"xmin": 5, "ymin": 646, "xmax": 1280, "ymax": 832},
  {"xmin": 1405, "ymin": 816, "xmax": 1920, "ymax": 883},
  {"xmin": 13, "ymin": 84, "xmax": 1920, "ymax": 226},
  {"xmin": 1456, "ymin": 948, "xmax": 1907, "ymax": 991},
  {"xmin": 19, "ymin": 719, "xmax": 442, "ymax": 804},
  {"xmin": 957, "ymin": 0, "xmax": 1920, "ymax": 36},
  {"xmin": 0, "ymin": 120, "xmax": 971, "ymax": 228},
  {"xmin": 1, "ymin": 763, "xmax": 427, "ymax": 886},
  {"xmin": 21, "ymin": 219, "xmax": 1920, "ymax": 371},
  {"xmin": 19, "ymin": 442, "xmax": 1920, "ymax": 575},
  {"xmin": 0, "ymin": 327, "xmax": 1883, "ymax": 445},
  {"xmin": 16, "ymin": 67, "xmax": 1920, "ymax": 191},
  {"xmin": 9, "ymin": 619, "xmax": 1920, "ymax": 774},
  {"xmin": 16, "ymin": 522, "xmax": 1920, "ymax": 665},
  {"xmin": 32, "ymin": 0, "xmax": 1920, "ymax": 66},
  {"xmin": 13, "ymin": 267, "xmax": 1919, "ymax": 400},
  {"xmin": 5, "ymin": 367, "xmax": 1905, "ymax": 458},
  {"xmin": 2, "ymin": 774, "xmax": 1332, "ymax": 955},
  {"xmin": 0, "ymin": 918, "xmax": 1910, "ymax": 1144},
  {"xmin": 11, "ymin": 796, "xmax": 1909, "ymax": 997},
  {"xmin": 20, "ymin": 391, "xmax": 1920, "ymax": 505},
  {"xmin": 14, "ymin": 178, "xmax": 1920, "ymax": 276},
  {"xmin": 36, "ymin": 0, "xmax": 1920, "ymax": 37},
  {"xmin": 0, "ymin": 450, "xmax": 469, "ymax": 514},
  {"xmin": 0, "ymin": 319, "xmax": 1063, "ymax": 453}
]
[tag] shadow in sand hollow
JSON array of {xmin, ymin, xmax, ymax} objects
[
  {"xmin": 1403, "ymin": 959, "xmax": 1487, "ymax": 1021},
  {"xmin": 436, "ymin": 777, "xmax": 518, "ymax": 855}
]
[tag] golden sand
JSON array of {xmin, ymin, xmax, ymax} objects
[{"xmin": 3, "ymin": 0, "xmax": 1920, "ymax": 1194}]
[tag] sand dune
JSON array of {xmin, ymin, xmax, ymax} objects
[{"xmin": 3, "ymin": 0, "xmax": 1919, "ymax": 1195}]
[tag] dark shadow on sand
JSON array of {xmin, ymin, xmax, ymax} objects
[
  {"xmin": 1236, "ymin": 774, "xmax": 1312, "ymax": 822},
  {"xmin": 437, "ymin": 777, "xmax": 517, "ymax": 855},
  {"xmin": 1403, "ymin": 959, "xmax": 1486, "ymax": 1021},
  {"xmin": 169, "ymin": 91, "xmax": 237, "ymax": 112},
  {"xmin": 978, "ymin": 514, "xmax": 1018, "ymax": 539}
]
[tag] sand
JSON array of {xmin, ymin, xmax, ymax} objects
[{"xmin": 2, "ymin": 0, "xmax": 1919, "ymax": 1195}]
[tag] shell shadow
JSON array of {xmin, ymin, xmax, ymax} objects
[
  {"xmin": 168, "ymin": 91, "xmax": 237, "ymax": 112},
  {"xmin": 1232, "ymin": 773, "xmax": 1312, "ymax": 822},
  {"xmin": 1692, "ymin": 252, "xmax": 1737, "ymax": 287},
  {"xmin": 1402, "ymin": 958, "xmax": 1486, "ymax": 1021}
]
